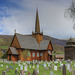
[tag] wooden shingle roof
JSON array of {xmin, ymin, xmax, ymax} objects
[
  {"xmin": 10, "ymin": 47, "xmax": 18, "ymax": 55},
  {"xmin": 16, "ymin": 33, "xmax": 50, "ymax": 50}
]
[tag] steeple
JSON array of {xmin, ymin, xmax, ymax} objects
[{"xmin": 35, "ymin": 9, "xmax": 40, "ymax": 33}]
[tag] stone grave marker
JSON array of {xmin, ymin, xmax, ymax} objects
[
  {"xmin": 72, "ymin": 70, "xmax": 75, "ymax": 75},
  {"xmin": 54, "ymin": 66, "xmax": 57, "ymax": 71},
  {"xmin": 50, "ymin": 71, "xmax": 53, "ymax": 75},
  {"xmin": 12, "ymin": 67, "xmax": 14, "ymax": 69},
  {"xmin": 44, "ymin": 63, "xmax": 46, "ymax": 67},
  {"xmin": 29, "ymin": 65, "xmax": 31, "ymax": 68},
  {"xmin": 67, "ymin": 63, "xmax": 70, "ymax": 70},
  {"xmin": 32, "ymin": 70, "xmax": 38, "ymax": 75},
  {"xmin": 62, "ymin": 64, "xmax": 66, "ymax": 75},
  {"xmin": 59, "ymin": 66, "xmax": 62, "ymax": 71},
  {"xmin": 42, "ymin": 73, "xmax": 45, "ymax": 75},
  {"xmin": 32, "ymin": 65, "xmax": 35, "ymax": 68},
  {"xmin": 15, "ymin": 70, "xmax": 18, "ymax": 74},
  {"xmin": 2, "ymin": 71, "xmax": 6, "ymax": 75},
  {"xmin": 20, "ymin": 65, "xmax": 23, "ymax": 70},
  {"xmin": 36, "ymin": 69, "xmax": 39, "ymax": 74},
  {"xmin": 49, "ymin": 66, "xmax": 52, "ymax": 70},
  {"xmin": 1, "ymin": 64, "xmax": 3, "ymax": 67},
  {"xmin": 24, "ymin": 65, "xmax": 27, "ymax": 72},
  {"xmin": 44, "ymin": 67, "xmax": 48, "ymax": 70},
  {"xmin": 9, "ymin": 66, "xmax": 12, "ymax": 69},
  {"xmin": 20, "ymin": 70, "xmax": 25, "ymax": 75},
  {"xmin": 28, "ymin": 72, "xmax": 31, "ymax": 75},
  {"xmin": 37, "ymin": 64, "xmax": 39, "ymax": 69},
  {"xmin": 69, "ymin": 65, "xmax": 73, "ymax": 72}
]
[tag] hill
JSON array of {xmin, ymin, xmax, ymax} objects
[{"xmin": 0, "ymin": 34, "xmax": 68, "ymax": 54}]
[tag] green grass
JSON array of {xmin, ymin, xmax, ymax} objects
[{"xmin": 0, "ymin": 61, "xmax": 74, "ymax": 75}]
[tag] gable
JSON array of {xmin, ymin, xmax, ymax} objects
[
  {"xmin": 8, "ymin": 49, "xmax": 12, "ymax": 54},
  {"xmin": 47, "ymin": 41, "xmax": 53, "ymax": 50},
  {"xmin": 11, "ymin": 34, "xmax": 20, "ymax": 48}
]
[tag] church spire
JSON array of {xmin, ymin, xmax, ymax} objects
[{"xmin": 35, "ymin": 9, "xmax": 40, "ymax": 33}]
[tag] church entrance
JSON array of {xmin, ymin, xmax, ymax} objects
[
  {"xmin": 50, "ymin": 55, "xmax": 52, "ymax": 61},
  {"xmin": 9, "ymin": 55, "xmax": 11, "ymax": 61}
]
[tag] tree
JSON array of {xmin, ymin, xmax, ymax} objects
[
  {"xmin": 64, "ymin": 0, "xmax": 75, "ymax": 30},
  {"xmin": 22, "ymin": 49, "xmax": 30, "ymax": 61}
]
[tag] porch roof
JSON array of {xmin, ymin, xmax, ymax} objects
[{"xmin": 10, "ymin": 47, "xmax": 18, "ymax": 55}]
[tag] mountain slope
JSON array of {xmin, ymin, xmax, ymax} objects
[{"xmin": 0, "ymin": 35, "xmax": 67, "ymax": 54}]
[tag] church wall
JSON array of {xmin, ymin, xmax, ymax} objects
[{"xmin": 11, "ymin": 55, "xmax": 18, "ymax": 61}]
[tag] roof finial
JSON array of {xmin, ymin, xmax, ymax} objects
[
  {"xmin": 35, "ymin": 8, "xmax": 40, "ymax": 33},
  {"xmin": 14, "ymin": 29, "xmax": 16, "ymax": 34}
]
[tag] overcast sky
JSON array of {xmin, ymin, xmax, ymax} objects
[{"xmin": 0, "ymin": 0, "xmax": 74, "ymax": 39}]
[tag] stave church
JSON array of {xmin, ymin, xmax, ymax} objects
[{"xmin": 7, "ymin": 9, "xmax": 53, "ymax": 61}]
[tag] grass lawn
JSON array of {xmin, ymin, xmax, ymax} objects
[{"xmin": 0, "ymin": 61, "xmax": 74, "ymax": 75}]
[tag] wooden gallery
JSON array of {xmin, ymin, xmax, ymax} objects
[{"xmin": 7, "ymin": 10, "xmax": 53, "ymax": 61}]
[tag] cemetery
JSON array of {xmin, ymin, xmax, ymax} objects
[{"xmin": 0, "ymin": 59, "xmax": 75, "ymax": 75}]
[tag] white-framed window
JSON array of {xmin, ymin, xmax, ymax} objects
[
  {"xmin": 32, "ymin": 53, "xmax": 35, "ymax": 57},
  {"xmin": 37, "ymin": 53, "xmax": 39, "ymax": 57},
  {"xmin": 48, "ymin": 50, "xmax": 51, "ymax": 53},
  {"xmin": 40, "ymin": 53, "xmax": 43, "ymax": 56},
  {"xmin": 28, "ymin": 52, "xmax": 31, "ymax": 57}
]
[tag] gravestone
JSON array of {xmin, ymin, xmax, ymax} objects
[
  {"xmin": 44, "ymin": 63, "xmax": 46, "ymax": 67},
  {"xmin": 13, "ymin": 61, "xmax": 15, "ymax": 65},
  {"xmin": 2, "ymin": 71, "xmax": 6, "ymax": 75},
  {"xmin": 12, "ymin": 67, "xmax": 14, "ymax": 69},
  {"xmin": 36, "ymin": 69, "xmax": 39, "ymax": 73},
  {"xmin": 59, "ymin": 66, "xmax": 62, "ymax": 71},
  {"xmin": 32, "ymin": 65, "xmax": 35, "ymax": 68},
  {"xmin": 20, "ymin": 65, "xmax": 23, "ymax": 70},
  {"xmin": 44, "ymin": 67, "xmax": 48, "ymax": 70},
  {"xmin": 20, "ymin": 70, "xmax": 25, "ymax": 75},
  {"xmin": 37, "ymin": 65, "xmax": 39, "ymax": 69},
  {"xmin": 9, "ymin": 66, "xmax": 12, "ymax": 69},
  {"xmin": 50, "ymin": 71, "xmax": 53, "ymax": 75},
  {"xmin": 42, "ymin": 73, "xmax": 45, "ymax": 75},
  {"xmin": 63, "ymin": 64, "xmax": 66, "ymax": 75},
  {"xmin": 32, "ymin": 70, "xmax": 38, "ymax": 75},
  {"xmin": 24, "ymin": 65, "xmax": 27, "ymax": 72},
  {"xmin": 1, "ymin": 64, "xmax": 3, "ymax": 67},
  {"xmin": 28, "ymin": 72, "xmax": 31, "ymax": 75},
  {"xmin": 72, "ymin": 70, "xmax": 75, "ymax": 75},
  {"xmin": 15, "ymin": 70, "xmax": 18, "ymax": 74},
  {"xmin": 69, "ymin": 65, "xmax": 73, "ymax": 72},
  {"xmin": 49, "ymin": 66, "xmax": 52, "ymax": 70},
  {"xmin": 29, "ymin": 65, "xmax": 31, "ymax": 68},
  {"xmin": 6, "ymin": 68, "xmax": 9, "ymax": 72},
  {"xmin": 54, "ymin": 66, "xmax": 57, "ymax": 71}
]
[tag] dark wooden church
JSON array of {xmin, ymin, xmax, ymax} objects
[
  {"xmin": 65, "ymin": 38, "xmax": 75, "ymax": 60},
  {"xmin": 7, "ymin": 10, "xmax": 53, "ymax": 61}
]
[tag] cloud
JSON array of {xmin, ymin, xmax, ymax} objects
[{"xmin": 0, "ymin": 0, "xmax": 74, "ymax": 39}]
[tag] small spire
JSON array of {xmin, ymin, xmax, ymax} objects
[
  {"xmin": 14, "ymin": 29, "xmax": 16, "ymax": 34},
  {"xmin": 35, "ymin": 8, "xmax": 40, "ymax": 33}
]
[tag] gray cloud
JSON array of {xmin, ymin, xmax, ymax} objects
[{"xmin": 0, "ymin": 0, "xmax": 74, "ymax": 39}]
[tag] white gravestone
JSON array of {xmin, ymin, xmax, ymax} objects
[
  {"xmin": 1, "ymin": 64, "xmax": 3, "ymax": 67},
  {"xmin": 37, "ymin": 65, "xmax": 39, "ymax": 69},
  {"xmin": 20, "ymin": 65, "xmax": 23, "ymax": 70},
  {"xmin": 54, "ymin": 66, "xmax": 57, "ymax": 71},
  {"xmin": 44, "ymin": 63, "xmax": 46, "ymax": 67}
]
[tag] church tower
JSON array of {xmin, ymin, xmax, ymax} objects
[{"xmin": 32, "ymin": 9, "xmax": 43, "ymax": 43}]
